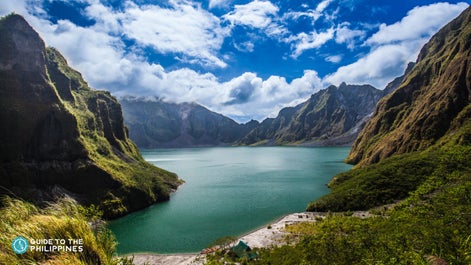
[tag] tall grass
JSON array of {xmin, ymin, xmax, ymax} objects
[{"xmin": 0, "ymin": 196, "xmax": 133, "ymax": 265}]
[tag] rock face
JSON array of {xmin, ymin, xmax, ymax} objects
[
  {"xmin": 0, "ymin": 14, "xmax": 181, "ymax": 218},
  {"xmin": 382, "ymin": 62, "xmax": 415, "ymax": 95},
  {"xmin": 122, "ymin": 84, "xmax": 387, "ymax": 148},
  {"xmin": 238, "ymin": 83, "xmax": 385, "ymax": 146},
  {"xmin": 120, "ymin": 97, "xmax": 259, "ymax": 148},
  {"xmin": 347, "ymin": 7, "xmax": 471, "ymax": 166}
]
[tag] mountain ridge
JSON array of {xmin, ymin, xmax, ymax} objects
[
  {"xmin": 121, "ymin": 80, "xmax": 405, "ymax": 148},
  {"xmin": 0, "ymin": 14, "xmax": 182, "ymax": 218},
  {"xmin": 238, "ymin": 83, "xmax": 385, "ymax": 146},
  {"xmin": 346, "ymin": 6, "xmax": 471, "ymax": 166},
  {"xmin": 120, "ymin": 97, "xmax": 259, "ymax": 148}
]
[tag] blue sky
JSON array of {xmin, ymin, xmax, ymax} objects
[{"xmin": 0, "ymin": 0, "xmax": 469, "ymax": 122}]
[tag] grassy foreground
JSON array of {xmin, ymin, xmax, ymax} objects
[
  {"xmin": 255, "ymin": 149, "xmax": 471, "ymax": 264},
  {"xmin": 0, "ymin": 197, "xmax": 132, "ymax": 265},
  {"xmin": 206, "ymin": 146, "xmax": 471, "ymax": 265},
  {"xmin": 205, "ymin": 118, "xmax": 471, "ymax": 265}
]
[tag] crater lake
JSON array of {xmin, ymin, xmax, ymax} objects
[{"xmin": 109, "ymin": 147, "xmax": 352, "ymax": 254}]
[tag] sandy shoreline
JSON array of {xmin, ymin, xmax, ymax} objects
[
  {"xmin": 125, "ymin": 212, "xmax": 319, "ymax": 265},
  {"xmin": 128, "ymin": 253, "xmax": 203, "ymax": 265},
  {"xmin": 126, "ymin": 211, "xmax": 372, "ymax": 265}
]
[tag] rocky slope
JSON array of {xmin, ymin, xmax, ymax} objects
[
  {"xmin": 0, "ymin": 14, "xmax": 182, "ymax": 218},
  {"xmin": 120, "ymin": 97, "xmax": 258, "ymax": 148},
  {"xmin": 122, "ymin": 83, "xmax": 390, "ymax": 148},
  {"xmin": 238, "ymin": 83, "xmax": 385, "ymax": 146},
  {"xmin": 346, "ymin": 6, "xmax": 471, "ymax": 166}
]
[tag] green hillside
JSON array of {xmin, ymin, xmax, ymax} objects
[
  {"xmin": 0, "ymin": 14, "xmax": 182, "ymax": 219},
  {"xmin": 206, "ymin": 6, "xmax": 471, "ymax": 265}
]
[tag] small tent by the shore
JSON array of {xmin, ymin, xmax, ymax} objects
[{"xmin": 231, "ymin": 241, "xmax": 257, "ymax": 259}]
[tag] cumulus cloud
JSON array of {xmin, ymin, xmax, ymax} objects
[
  {"xmin": 0, "ymin": 0, "xmax": 28, "ymax": 16},
  {"xmin": 223, "ymin": 73, "xmax": 260, "ymax": 105},
  {"xmin": 367, "ymin": 2, "xmax": 469, "ymax": 45},
  {"xmin": 29, "ymin": 0, "xmax": 229, "ymax": 69},
  {"xmin": 223, "ymin": 0, "xmax": 279, "ymax": 30},
  {"xmin": 316, "ymin": 0, "xmax": 334, "ymax": 13},
  {"xmin": 326, "ymin": 2, "xmax": 469, "ymax": 89},
  {"xmin": 325, "ymin": 43, "xmax": 420, "ymax": 88},
  {"xmin": 0, "ymin": 0, "xmax": 324, "ymax": 122},
  {"xmin": 1, "ymin": 0, "xmax": 469, "ymax": 122},
  {"xmin": 216, "ymin": 70, "xmax": 323, "ymax": 120},
  {"xmin": 281, "ymin": 0, "xmax": 339, "ymax": 58},
  {"xmin": 121, "ymin": 1, "xmax": 228, "ymax": 68}
]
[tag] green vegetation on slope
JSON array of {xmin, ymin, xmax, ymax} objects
[
  {"xmin": 44, "ymin": 47, "xmax": 183, "ymax": 218},
  {"xmin": 0, "ymin": 196, "xmax": 134, "ymax": 265},
  {"xmin": 0, "ymin": 14, "xmax": 182, "ymax": 218},
  {"xmin": 346, "ymin": 6, "xmax": 471, "ymax": 166},
  {"xmin": 308, "ymin": 105, "xmax": 471, "ymax": 211},
  {"xmin": 205, "ymin": 144, "xmax": 471, "ymax": 265},
  {"xmin": 205, "ymin": 7, "xmax": 471, "ymax": 265},
  {"xmin": 238, "ymin": 83, "xmax": 384, "ymax": 146},
  {"xmin": 254, "ymin": 146, "xmax": 471, "ymax": 264}
]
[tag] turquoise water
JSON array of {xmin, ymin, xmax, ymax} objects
[{"xmin": 109, "ymin": 147, "xmax": 352, "ymax": 254}]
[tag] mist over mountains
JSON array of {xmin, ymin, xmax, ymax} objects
[{"xmin": 120, "ymin": 67, "xmax": 412, "ymax": 148}]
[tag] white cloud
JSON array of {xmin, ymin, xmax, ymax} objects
[
  {"xmin": 325, "ymin": 55, "xmax": 342, "ymax": 63},
  {"xmin": 223, "ymin": 0, "xmax": 279, "ymax": 29},
  {"xmin": 215, "ymin": 70, "xmax": 323, "ymax": 120},
  {"xmin": 283, "ymin": 0, "xmax": 334, "ymax": 25},
  {"xmin": 325, "ymin": 43, "xmax": 420, "ymax": 88},
  {"xmin": 209, "ymin": 0, "xmax": 231, "ymax": 9},
  {"xmin": 326, "ymin": 2, "xmax": 469, "ymax": 89},
  {"xmin": 121, "ymin": 1, "xmax": 228, "ymax": 68},
  {"xmin": 0, "ymin": 0, "xmax": 323, "ymax": 122},
  {"xmin": 287, "ymin": 28, "xmax": 335, "ymax": 58},
  {"xmin": 234, "ymin": 41, "xmax": 255, "ymax": 52},
  {"xmin": 84, "ymin": 1, "xmax": 122, "ymax": 33},
  {"xmin": 316, "ymin": 0, "xmax": 333, "ymax": 13},
  {"xmin": 0, "ymin": 0, "xmax": 28, "ymax": 16},
  {"xmin": 335, "ymin": 22, "xmax": 366, "ymax": 49},
  {"xmin": 2, "ymin": 0, "xmax": 470, "ymax": 123},
  {"xmin": 366, "ymin": 2, "xmax": 469, "ymax": 45}
]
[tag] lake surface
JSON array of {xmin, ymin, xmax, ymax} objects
[{"xmin": 109, "ymin": 147, "xmax": 352, "ymax": 254}]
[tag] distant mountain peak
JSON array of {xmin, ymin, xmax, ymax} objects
[
  {"xmin": 237, "ymin": 83, "xmax": 384, "ymax": 146},
  {"xmin": 121, "ymin": 80, "xmax": 402, "ymax": 148}
]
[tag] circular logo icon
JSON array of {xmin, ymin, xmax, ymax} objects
[{"xmin": 12, "ymin": 236, "xmax": 29, "ymax": 254}]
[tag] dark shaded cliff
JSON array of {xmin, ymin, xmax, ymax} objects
[
  {"xmin": 121, "ymin": 82, "xmax": 390, "ymax": 148},
  {"xmin": 120, "ymin": 97, "xmax": 259, "ymax": 148},
  {"xmin": 0, "ymin": 14, "xmax": 182, "ymax": 218},
  {"xmin": 346, "ymin": 6, "xmax": 471, "ymax": 166}
]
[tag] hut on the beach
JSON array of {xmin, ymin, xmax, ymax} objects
[{"xmin": 231, "ymin": 241, "xmax": 257, "ymax": 259}]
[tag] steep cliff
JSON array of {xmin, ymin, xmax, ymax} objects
[
  {"xmin": 346, "ymin": 7, "xmax": 471, "ymax": 166},
  {"xmin": 120, "ymin": 97, "xmax": 258, "ymax": 148},
  {"xmin": 0, "ymin": 14, "xmax": 182, "ymax": 218},
  {"xmin": 121, "ymin": 82, "xmax": 387, "ymax": 148},
  {"xmin": 239, "ymin": 83, "xmax": 384, "ymax": 146},
  {"xmin": 308, "ymin": 7, "xmax": 471, "ymax": 212}
]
